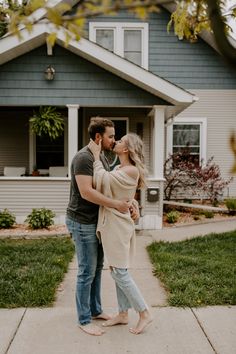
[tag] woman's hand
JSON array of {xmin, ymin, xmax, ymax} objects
[{"xmin": 88, "ymin": 139, "xmax": 101, "ymax": 160}]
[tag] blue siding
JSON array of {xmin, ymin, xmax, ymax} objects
[
  {"xmin": 0, "ymin": 45, "xmax": 166, "ymax": 106},
  {"xmin": 87, "ymin": 9, "xmax": 236, "ymax": 89}
]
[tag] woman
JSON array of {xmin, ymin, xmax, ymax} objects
[{"xmin": 88, "ymin": 133, "xmax": 152, "ymax": 335}]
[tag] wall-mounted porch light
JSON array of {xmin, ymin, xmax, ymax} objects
[{"xmin": 45, "ymin": 65, "xmax": 55, "ymax": 81}]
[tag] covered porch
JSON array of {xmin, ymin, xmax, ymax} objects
[{"xmin": 0, "ymin": 105, "xmax": 165, "ymax": 228}]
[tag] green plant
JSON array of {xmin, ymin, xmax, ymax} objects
[
  {"xmin": 26, "ymin": 208, "xmax": 55, "ymax": 229},
  {"xmin": 212, "ymin": 199, "xmax": 219, "ymax": 207},
  {"xmin": 166, "ymin": 211, "xmax": 180, "ymax": 224},
  {"xmin": 225, "ymin": 198, "xmax": 236, "ymax": 215},
  {"xmin": 29, "ymin": 106, "xmax": 64, "ymax": 140},
  {"xmin": 203, "ymin": 210, "xmax": 214, "ymax": 219},
  {"xmin": 0, "ymin": 209, "xmax": 16, "ymax": 229}
]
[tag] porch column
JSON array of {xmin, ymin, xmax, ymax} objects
[
  {"xmin": 152, "ymin": 105, "xmax": 165, "ymax": 179},
  {"xmin": 67, "ymin": 104, "xmax": 79, "ymax": 178},
  {"xmin": 138, "ymin": 105, "xmax": 166, "ymax": 230}
]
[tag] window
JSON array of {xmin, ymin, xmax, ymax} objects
[
  {"xmin": 29, "ymin": 118, "xmax": 68, "ymax": 175},
  {"xmin": 89, "ymin": 22, "xmax": 148, "ymax": 69},
  {"xmin": 167, "ymin": 117, "xmax": 207, "ymax": 165},
  {"xmin": 36, "ymin": 134, "xmax": 64, "ymax": 169}
]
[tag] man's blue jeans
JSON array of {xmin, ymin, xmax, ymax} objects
[{"xmin": 66, "ymin": 217, "xmax": 104, "ymax": 325}]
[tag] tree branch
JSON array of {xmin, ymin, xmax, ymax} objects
[{"xmin": 207, "ymin": 0, "xmax": 236, "ymax": 66}]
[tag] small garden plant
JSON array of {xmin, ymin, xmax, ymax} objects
[
  {"xmin": 26, "ymin": 208, "xmax": 55, "ymax": 229},
  {"xmin": 166, "ymin": 211, "xmax": 180, "ymax": 223},
  {"xmin": 0, "ymin": 209, "xmax": 16, "ymax": 229},
  {"xmin": 202, "ymin": 210, "xmax": 214, "ymax": 219},
  {"xmin": 225, "ymin": 198, "xmax": 236, "ymax": 215}
]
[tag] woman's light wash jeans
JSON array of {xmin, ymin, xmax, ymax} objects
[
  {"xmin": 66, "ymin": 217, "xmax": 104, "ymax": 325},
  {"xmin": 111, "ymin": 268, "xmax": 147, "ymax": 313}
]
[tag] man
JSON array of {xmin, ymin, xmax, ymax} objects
[{"xmin": 66, "ymin": 117, "xmax": 138, "ymax": 336}]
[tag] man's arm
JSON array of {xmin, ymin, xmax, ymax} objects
[{"xmin": 76, "ymin": 175, "xmax": 130, "ymax": 213}]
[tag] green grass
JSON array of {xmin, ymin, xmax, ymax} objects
[
  {"xmin": 147, "ymin": 230, "xmax": 236, "ymax": 307},
  {"xmin": 0, "ymin": 237, "xmax": 74, "ymax": 308}
]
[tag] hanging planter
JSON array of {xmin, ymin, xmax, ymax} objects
[{"xmin": 29, "ymin": 106, "xmax": 64, "ymax": 140}]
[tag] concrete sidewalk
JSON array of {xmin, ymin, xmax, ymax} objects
[{"xmin": 1, "ymin": 219, "xmax": 236, "ymax": 354}]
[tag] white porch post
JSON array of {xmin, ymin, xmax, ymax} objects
[
  {"xmin": 67, "ymin": 104, "xmax": 79, "ymax": 178},
  {"xmin": 138, "ymin": 105, "xmax": 166, "ymax": 230},
  {"xmin": 152, "ymin": 105, "xmax": 165, "ymax": 179}
]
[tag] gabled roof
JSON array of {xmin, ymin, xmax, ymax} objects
[{"xmin": 0, "ymin": 22, "xmax": 197, "ymax": 115}]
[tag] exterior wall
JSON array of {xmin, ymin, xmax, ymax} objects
[
  {"xmin": 0, "ymin": 45, "xmax": 166, "ymax": 107},
  {"xmin": 176, "ymin": 89, "xmax": 236, "ymax": 197},
  {"xmin": 86, "ymin": 9, "xmax": 236, "ymax": 89},
  {"xmin": 0, "ymin": 178, "xmax": 70, "ymax": 223},
  {"xmin": 0, "ymin": 111, "xmax": 29, "ymax": 175}
]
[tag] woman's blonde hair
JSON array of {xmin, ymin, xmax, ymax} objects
[{"xmin": 124, "ymin": 133, "xmax": 147, "ymax": 189}]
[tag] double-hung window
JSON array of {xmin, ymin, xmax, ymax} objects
[
  {"xmin": 167, "ymin": 117, "xmax": 207, "ymax": 165},
  {"xmin": 89, "ymin": 22, "xmax": 149, "ymax": 69}
]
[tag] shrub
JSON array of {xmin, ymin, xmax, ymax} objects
[
  {"xmin": 225, "ymin": 198, "xmax": 236, "ymax": 215},
  {"xmin": 0, "ymin": 209, "xmax": 16, "ymax": 229},
  {"xmin": 166, "ymin": 211, "xmax": 180, "ymax": 223},
  {"xmin": 203, "ymin": 210, "xmax": 214, "ymax": 219},
  {"xmin": 26, "ymin": 208, "xmax": 55, "ymax": 229},
  {"xmin": 164, "ymin": 148, "xmax": 232, "ymax": 203}
]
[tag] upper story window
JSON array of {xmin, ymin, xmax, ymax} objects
[
  {"xmin": 89, "ymin": 22, "xmax": 149, "ymax": 69},
  {"xmin": 167, "ymin": 117, "xmax": 207, "ymax": 166}
]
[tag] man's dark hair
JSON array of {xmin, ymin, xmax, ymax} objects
[{"xmin": 88, "ymin": 117, "xmax": 114, "ymax": 140}]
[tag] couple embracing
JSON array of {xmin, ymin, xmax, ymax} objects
[{"xmin": 66, "ymin": 117, "xmax": 152, "ymax": 336}]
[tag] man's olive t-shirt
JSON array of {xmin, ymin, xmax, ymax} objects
[{"xmin": 66, "ymin": 146, "xmax": 110, "ymax": 224}]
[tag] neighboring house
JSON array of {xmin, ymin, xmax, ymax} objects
[{"xmin": 0, "ymin": 1, "xmax": 235, "ymax": 229}]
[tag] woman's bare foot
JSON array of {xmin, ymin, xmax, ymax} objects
[
  {"xmin": 92, "ymin": 312, "xmax": 111, "ymax": 320},
  {"xmin": 79, "ymin": 323, "xmax": 105, "ymax": 336},
  {"xmin": 102, "ymin": 312, "xmax": 128, "ymax": 327},
  {"xmin": 129, "ymin": 310, "xmax": 153, "ymax": 335}
]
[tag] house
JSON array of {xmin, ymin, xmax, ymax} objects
[{"xmin": 0, "ymin": 1, "xmax": 235, "ymax": 229}]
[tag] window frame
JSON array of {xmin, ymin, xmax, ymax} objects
[
  {"xmin": 89, "ymin": 22, "xmax": 149, "ymax": 69},
  {"xmin": 29, "ymin": 120, "xmax": 68, "ymax": 176},
  {"xmin": 166, "ymin": 117, "xmax": 207, "ymax": 165}
]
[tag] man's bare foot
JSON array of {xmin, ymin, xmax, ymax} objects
[
  {"xmin": 129, "ymin": 310, "xmax": 153, "ymax": 335},
  {"xmin": 102, "ymin": 313, "xmax": 128, "ymax": 327},
  {"xmin": 92, "ymin": 312, "xmax": 111, "ymax": 320},
  {"xmin": 79, "ymin": 323, "xmax": 105, "ymax": 336}
]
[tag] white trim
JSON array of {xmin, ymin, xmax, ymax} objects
[
  {"xmin": 166, "ymin": 117, "xmax": 207, "ymax": 164},
  {"xmin": 0, "ymin": 23, "xmax": 197, "ymax": 108},
  {"xmin": 89, "ymin": 22, "xmax": 149, "ymax": 69},
  {"xmin": 152, "ymin": 106, "xmax": 165, "ymax": 179},
  {"xmin": 67, "ymin": 104, "xmax": 79, "ymax": 178}
]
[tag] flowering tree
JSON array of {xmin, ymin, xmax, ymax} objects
[{"xmin": 164, "ymin": 147, "xmax": 233, "ymax": 203}]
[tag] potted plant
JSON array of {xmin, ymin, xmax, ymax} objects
[
  {"xmin": 32, "ymin": 165, "xmax": 40, "ymax": 176},
  {"xmin": 29, "ymin": 106, "xmax": 64, "ymax": 140}
]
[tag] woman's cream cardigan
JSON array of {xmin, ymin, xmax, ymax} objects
[{"xmin": 93, "ymin": 160, "xmax": 138, "ymax": 268}]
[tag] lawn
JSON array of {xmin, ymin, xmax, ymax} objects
[
  {"xmin": 0, "ymin": 237, "xmax": 74, "ymax": 308},
  {"xmin": 147, "ymin": 230, "xmax": 236, "ymax": 307}
]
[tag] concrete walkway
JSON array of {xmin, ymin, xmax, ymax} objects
[{"xmin": 1, "ymin": 219, "xmax": 236, "ymax": 354}]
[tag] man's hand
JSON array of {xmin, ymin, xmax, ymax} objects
[{"xmin": 115, "ymin": 200, "xmax": 131, "ymax": 213}]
